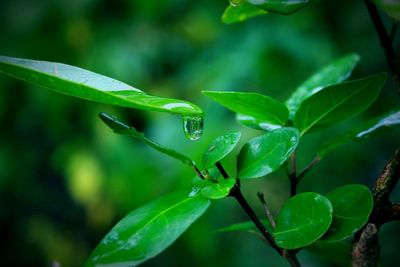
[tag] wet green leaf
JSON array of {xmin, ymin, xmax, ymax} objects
[
  {"xmin": 294, "ymin": 73, "xmax": 387, "ymax": 135},
  {"xmin": 274, "ymin": 192, "xmax": 332, "ymax": 249},
  {"xmin": 318, "ymin": 109, "xmax": 400, "ymax": 158},
  {"xmin": 202, "ymin": 91, "xmax": 289, "ymax": 128},
  {"xmin": 0, "ymin": 56, "xmax": 202, "ymax": 116},
  {"xmin": 236, "ymin": 113, "xmax": 282, "ymax": 131},
  {"xmin": 202, "ymin": 131, "xmax": 241, "ymax": 169},
  {"xmin": 286, "ymin": 53, "xmax": 360, "ymax": 119},
  {"xmin": 237, "ymin": 127, "xmax": 299, "ymax": 179},
  {"xmin": 85, "ymin": 188, "xmax": 210, "ymax": 267},
  {"xmin": 200, "ymin": 178, "xmax": 236, "ymax": 200},
  {"xmin": 247, "ymin": 0, "xmax": 309, "ymax": 15},
  {"xmin": 222, "ymin": 2, "xmax": 268, "ymax": 24},
  {"xmin": 99, "ymin": 112, "xmax": 193, "ymax": 166},
  {"xmin": 319, "ymin": 184, "xmax": 373, "ymax": 242}
]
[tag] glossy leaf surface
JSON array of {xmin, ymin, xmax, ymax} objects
[
  {"xmin": 202, "ymin": 131, "xmax": 241, "ymax": 169},
  {"xmin": 86, "ymin": 188, "xmax": 210, "ymax": 267},
  {"xmin": 294, "ymin": 73, "xmax": 387, "ymax": 135},
  {"xmin": 236, "ymin": 113, "xmax": 282, "ymax": 131},
  {"xmin": 202, "ymin": 91, "xmax": 289, "ymax": 128},
  {"xmin": 0, "ymin": 56, "xmax": 202, "ymax": 116},
  {"xmin": 200, "ymin": 178, "xmax": 236, "ymax": 200},
  {"xmin": 286, "ymin": 53, "xmax": 360, "ymax": 118},
  {"xmin": 99, "ymin": 112, "xmax": 193, "ymax": 166},
  {"xmin": 213, "ymin": 220, "xmax": 273, "ymax": 234},
  {"xmin": 319, "ymin": 184, "xmax": 373, "ymax": 242},
  {"xmin": 237, "ymin": 127, "xmax": 299, "ymax": 179},
  {"xmin": 319, "ymin": 109, "xmax": 400, "ymax": 157},
  {"xmin": 274, "ymin": 192, "xmax": 332, "ymax": 249},
  {"xmin": 222, "ymin": 2, "xmax": 268, "ymax": 24},
  {"xmin": 247, "ymin": 0, "xmax": 309, "ymax": 15}
]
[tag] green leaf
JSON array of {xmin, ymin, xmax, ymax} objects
[
  {"xmin": 213, "ymin": 220, "xmax": 273, "ymax": 234},
  {"xmin": 286, "ymin": 53, "xmax": 360, "ymax": 119},
  {"xmin": 237, "ymin": 127, "xmax": 299, "ymax": 179},
  {"xmin": 202, "ymin": 131, "xmax": 241, "ymax": 169},
  {"xmin": 202, "ymin": 91, "xmax": 289, "ymax": 129},
  {"xmin": 274, "ymin": 192, "xmax": 332, "ymax": 249},
  {"xmin": 374, "ymin": 0, "xmax": 400, "ymax": 21},
  {"xmin": 319, "ymin": 184, "xmax": 373, "ymax": 242},
  {"xmin": 222, "ymin": 2, "xmax": 268, "ymax": 24},
  {"xmin": 236, "ymin": 113, "xmax": 282, "ymax": 131},
  {"xmin": 294, "ymin": 73, "xmax": 387, "ymax": 135},
  {"xmin": 247, "ymin": 0, "xmax": 309, "ymax": 15},
  {"xmin": 200, "ymin": 178, "xmax": 236, "ymax": 200},
  {"xmin": 0, "ymin": 56, "xmax": 202, "ymax": 116},
  {"xmin": 85, "ymin": 188, "xmax": 210, "ymax": 267},
  {"xmin": 99, "ymin": 112, "xmax": 193, "ymax": 166},
  {"xmin": 318, "ymin": 109, "xmax": 400, "ymax": 158}
]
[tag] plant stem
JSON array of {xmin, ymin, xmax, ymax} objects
[
  {"xmin": 365, "ymin": 0, "xmax": 400, "ymax": 91},
  {"xmin": 230, "ymin": 185, "xmax": 301, "ymax": 267},
  {"xmin": 214, "ymin": 162, "xmax": 301, "ymax": 267},
  {"xmin": 257, "ymin": 192, "xmax": 276, "ymax": 229},
  {"xmin": 288, "ymin": 152, "xmax": 298, "ymax": 197},
  {"xmin": 297, "ymin": 156, "xmax": 321, "ymax": 182}
]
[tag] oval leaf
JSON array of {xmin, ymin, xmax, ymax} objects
[
  {"xmin": 319, "ymin": 184, "xmax": 373, "ymax": 242},
  {"xmin": 201, "ymin": 178, "xmax": 236, "ymax": 200},
  {"xmin": 273, "ymin": 192, "xmax": 332, "ymax": 249},
  {"xmin": 294, "ymin": 73, "xmax": 387, "ymax": 135},
  {"xmin": 99, "ymin": 112, "xmax": 193, "ymax": 166},
  {"xmin": 202, "ymin": 91, "xmax": 289, "ymax": 128},
  {"xmin": 247, "ymin": 0, "xmax": 309, "ymax": 15},
  {"xmin": 0, "ymin": 56, "xmax": 202, "ymax": 116},
  {"xmin": 237, "ymin": 127, "xmax": 299, "ymax": 179},
  {"xmin": 286, "ymin": 53, "xmax": 360, "ymax": 119},
  {"xmin": 85, "ymin": 188, "xmax": 210, "ymax": 267},
  {"xmin": 236, "ymin": 113, "xmax": 282, "ymax": 131},
  {"xmin": 222, "ymin": 2, "xmax": 268, "ymax": 24},
  {"xmin": 307, "ymin": 240, "xmax": 352, "ymax": 266},
  {"xmin": 202, "ymin": 131, "xmax": 241, "ymax": 169},
  {"xmin": 318, "ymin": 109, "xmax": 400, "ymax": 157}
]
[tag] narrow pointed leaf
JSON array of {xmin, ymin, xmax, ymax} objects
[
  {"xmin": 237, "ymin": 127, "xmax": 299, "ymax": 179},
  {"xmin": 222, "ymin": 2, "xmax": 268, "ymax": 24},
  {"xmin": 85, "ymin": 188, "xmax": 210, "ymax": 267},
  {"xmin": 200, "ymin": 178, "xmax": 236, "ymax": 200},
  {"xmin": 319, "ymin": 184, "xmax": 373, "ymax": 242},
  {"xmin": 202, "ymin": 131, "xmax": 241, "ymax": 169},
  {"xmin": 286, "ymin": 53, "xmax": 360, "ymax": 119},
  {"xmin": 202, "ymin": 91, "xmax": 289, "ymax": 128},
  {"xmin": 319, "ymin": 109, "xmax": 400, "ymax": 157},
  {"xmin": 99, "ymin": 112, "xmax": 193, "ymax": 166},
  {"xmin": 0, "ymin": 56, "xmax": 202, "ymax": 116},
  {"xmin": 274, "ymin": 192, "xmax": 332, "ymax": 249},
  {"xmin": 294, "ymin": 73, "xmax": 387, "ymax": 135},
  {"xmin": 236, "ymin": 113, "xmax": 282, "ymax": 131},
  {"xmin": 213, "ymin": 220, "xmax": 273, "ymax": 234},
  {"xmin": 247, "ymin": 0, "xmax": 309, "ymax": 15}
]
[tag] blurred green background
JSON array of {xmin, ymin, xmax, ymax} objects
[{"xmin": 0, "ymin": 0, "xmax": 399, "ymax": 266}]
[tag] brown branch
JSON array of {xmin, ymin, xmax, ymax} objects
[
  {"xmin": 372, "ymin": 148, "xmax": 400, "ymax": 206},
  {"xmin": 352, "ymin": 223, "xmax": 380, "ymax": 267},
  {"xmin": 257, "ymin": 192, "xmax": 276, "ymax": 229}
]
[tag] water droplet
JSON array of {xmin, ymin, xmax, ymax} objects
[
  {"xmin": 182, "ymin": 115, "xmax": 204, "ymax": 141},
  {"xmin": 229, "ymin": 0, "xmax": 243, "ymax": 7}
]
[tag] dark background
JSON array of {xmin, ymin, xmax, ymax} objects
[{"xmin": 0, "ymin": 0, "xmax": 399, "ymax": 266}]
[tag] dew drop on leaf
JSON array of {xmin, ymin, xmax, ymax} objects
[{"xmin": 182, "ymin": 115, "xmax": 204, "ymax": 141}]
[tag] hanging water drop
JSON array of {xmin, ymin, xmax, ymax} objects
[{"xmin": 182, "ymin": 115, "xmax": 204, "ymax": 141}]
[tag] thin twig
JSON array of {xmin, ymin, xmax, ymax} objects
[
  {"xmin": 297, "ymin": 156, "xmax": 321, "ymax": 181},
  {"xmin": 257, "ymin": 192, "xmax": 276, "ymax": 229},
  {"xmin": 289, "ymin": 152, "xmax": 298, "ymax": 197},
  {"xmin": 365, "ymin": 0, "xmax": 400, "ymax": 91},
  {"xmin": 215, "ymin": 161, "xmax": 229, "ymax": 179}
]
